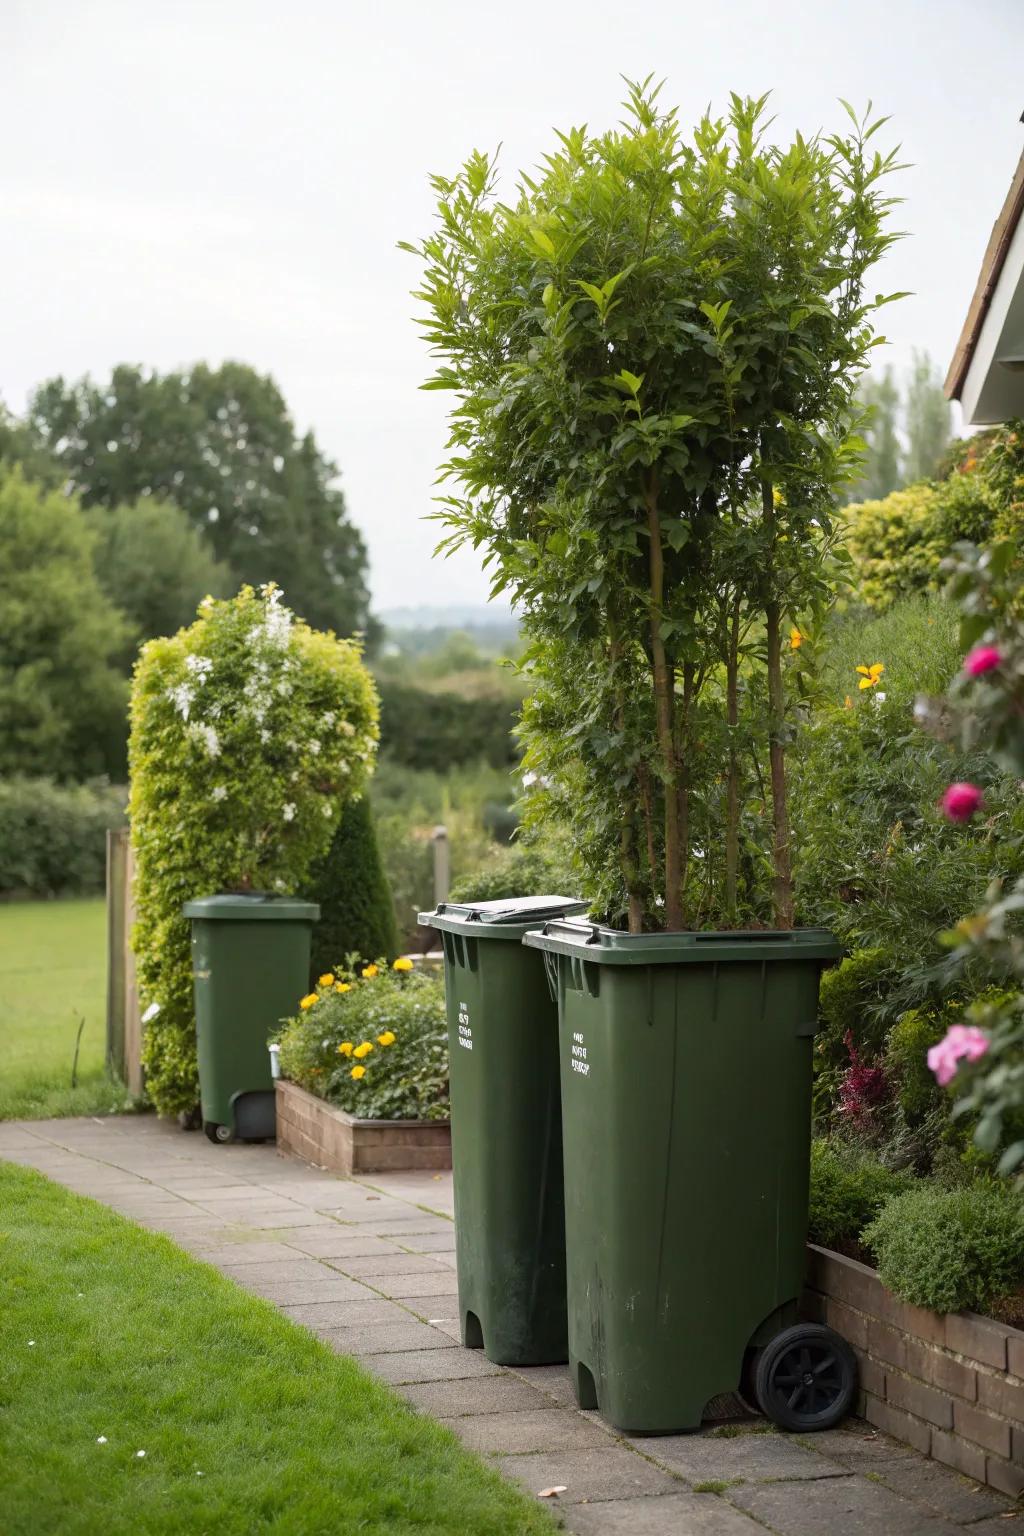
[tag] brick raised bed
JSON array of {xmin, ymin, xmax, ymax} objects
[
  {"xmin": 804, "ymin": 1242, "xmax": 1024, "ymax": 1497},
  {"xmin": 275, "ymin": 1080, "xmax": 451, "ymax": 1176}
]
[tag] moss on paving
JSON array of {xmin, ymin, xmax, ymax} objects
[{"xmin": 0, "ymin": 1162, "xmax": 556, "ymax": 1535}]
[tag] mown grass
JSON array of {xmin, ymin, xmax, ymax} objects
[
  {"xmin": 0, "ymin": 899, "xmax": 130, "ymax": 1119},
  {"xmin": 0, "ymin": 1162, "xmax": 557, "ymax": 1536}
]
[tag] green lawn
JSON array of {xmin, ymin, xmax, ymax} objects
[
  {"xmin": 0, "ymin": 899, "xmax": 130, "ymax": 1120},
  {"xmin": 0, "ymin": 1163, "xmax": 557, "ymax": 1536}
]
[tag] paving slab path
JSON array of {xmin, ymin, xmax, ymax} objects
[{"xmin": 3, "ymin": 1115, "xmax": 1020, "ymax": 1535}]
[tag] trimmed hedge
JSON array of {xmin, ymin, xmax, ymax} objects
[
  {"xmin": 376, "ymin": 679, "xmax": 518, "ymax": 771},
  {"xmin": 0, "ymin": 777, "xmax": 126, "ymax": 898},
  {"xmin": 808, "ymin": 1139, "xmax": 913, "ymax": 1250},
  {"xmin": 305, "ymin": 796, "xmax": 398, "ymax": 979},
  {"xmin": 863, "ymin": 1182, "xmax": 1024, "ymax": 1314}
]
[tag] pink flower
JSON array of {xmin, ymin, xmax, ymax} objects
[
  {"xmin": 927, "ymin": 1024, "xmax": 989, "ymax": 1087},
  {"xmin": 964, "ymin": 645, "xmax": 1002, "ymax": 678},
  {"xmin": 942, "ymin": 782, "xmax": 983, "ymax": 822}
]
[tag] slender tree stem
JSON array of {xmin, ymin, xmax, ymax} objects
[
  {"xmin": 761, "ymin": 476, "xmax": 794, "ymax": 929},
  {"xmin": 645, "ymin": 471, "xmax": 683, "ymax": 929},
  {"xmin": 609, "ymin": 609, "xmax": 644, "ymax": 934},
  {"xmin": 724, "ymin": 596, "xmax": 741, "ymax": 925}
]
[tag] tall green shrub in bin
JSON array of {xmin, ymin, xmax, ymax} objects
[
  {"xmin": 405, "ymin": 82, "xmax": 904, "ymax": 930},
  {"xmin": 129, "ymin": 585, "xmax": 378, "ymax": 1116}
]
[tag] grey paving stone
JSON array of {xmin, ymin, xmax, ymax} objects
[
  {"xmin": 353, "ymin": 1269, "xmax": 462, "ymax": 1298},
  {"xmin": 217, "ymin": 1259, "xmax": 347, "ymax": 1286},
  {"xmin": 396, "ymin": 1230, "xmax": 457, "ymax": 1253},
  {"xmin": 632, "ymin": 1428, "xmax": 845, "ymax": 1484},
  {"xmin": 727, "ymin": 1474, "xmax": 967, "ymax": 1536},
  {"xmin": 236, "ymin": 1210, "xmax": 337, "ymax": 1229},
  {"xmin": 0, "ymin": 1129, "xmax": 48, "ymax": 1149},
  {"xmin": 495, "ymin": 1447, "xmax": 682, "ymax": 1503},
  {"xmin": 398, "ymin": 1375, "xmax": 552, "ymax": 1418},
  {"xmin": 282, "ymin": 1299, "xmax": 407, "ymax": 1330},
  {"xmin": 793, "ymin": 1423, "xmax": 917, "ymax": 1464},
  {"xmin": 191, "ymin": 1241, "xmax": 301, "ymax": 1265},
  {"xmin": 419, "ymin": 1314, "xmax": 461, "ymax": 1340},
  {"xmin": 355, "ymin": 1217, "xmax": 454, "ymax": 1237},
  {"xmin": 867, "ymin": 1454, "xmax": 1017, "ymax": 1524},
  {"xmin": 320, "ymin": 1320, "xmax": 458, "ymax": 1355},
  {"xmin": 564, "ymin": 1492, "xmax": 765, "ymax": 1535},
  {"xmin": 283, "ymin": 1229, "xmax": 404, "ymax": 1259},
  {"xmin": 432, "ymin": 1253, "xmax": 458, "ymax": 1269},
  {"xmin": 442, "ymin": 1408, "xmax": 614, "ymax": 1456},
  {"xmin": 363, "ymin": 1348, "xmax": 504, "ymax": 1385},
  {"xmin": 511, "ymin": 1364, "xmax": 579, "ymax": 1408},
  {"xmin": 138, "ymin": 1219, "xmax": 234, "ymax": 1242},
  {"xmin": 251, "ymin": 1279, "xmax": 387, "ymax": 1307},
  {"xmin": 327, "ymin": 1251, "xmax": 446, "ymax": 1278}
]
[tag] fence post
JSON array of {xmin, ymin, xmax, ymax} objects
[
  {"xmin": 432, "ymin": 824, "xmax": 450, "ymax": 906},
  {"xmin": 106, "ymin": 828, "xmax": 144, "ymax": 1095}
]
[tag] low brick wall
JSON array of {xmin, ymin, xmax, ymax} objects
[
  {"xmin": 804, "ymin": 1243, "xmax": 1024, "ymax": 1497},
  {"xmin": 276, "ymin": 1080, "xmax": 451, "ymax": 1176}
]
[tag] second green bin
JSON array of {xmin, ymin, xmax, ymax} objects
[{"xmin": 419, "ymin": 896, "xmax": 585, "ymax": 1365}]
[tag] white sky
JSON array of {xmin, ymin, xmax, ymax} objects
[{"xmin": 3, "ymin": 0, "xmax": 1022, "ymax": 610}]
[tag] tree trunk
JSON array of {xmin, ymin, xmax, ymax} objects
[
  {"xmin": 724, "ymin": 597, "xmax": 741, "ymax": 925},
  {"xmin": 609, "ymin": 614, "xmax": 644, "ymax": 934},
  {"xmin": 761, "ymin": 479, "xmax": 794, "ymax": 929},
  {"xmin": 645, "ymin": 473, "xmax": 683, "ymax": 929}
]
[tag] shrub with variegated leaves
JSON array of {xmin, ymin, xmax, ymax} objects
[{"xmin": 129, "ymin": 584, "xmax": 378, "ymax": 1116}]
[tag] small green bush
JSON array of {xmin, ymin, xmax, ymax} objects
[
  {"xmin": 808, "ymin": 1140, "xmax": 913, "ymax": 1249},
  {"xmin": 305, "ymin": 796, "xmax": 398, "ymax": 979},
  {"xmin": 817, "ymin": 948, "xmax": 896, "ymax": 1069},
  {"xmin": 277, "ymin": 963, "xmax": 448, "ymax": 1121},
  {"xmin": 448, "ymin": 838, "xmax": 580, "ymax": 904},
  {"xmin": 0, "ymin": 777, "xmax": 126, "ymax": 897},
  {"xmin": 863, "ymin": 1183, "xmax": 1024, "ymax": 1314},
  {"xmin": 130, "ymin": 585, "xmax": 378, "ymax": 1117},
  {"xmin": 844, "ymin": 483, "xmax": 947, "ymax": 609}
]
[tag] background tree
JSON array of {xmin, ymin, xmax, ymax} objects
[
  {"xmin": 86, "ymin": 498, "xmax": 234, "ymax": 669},
  {"xmin": 28, "ymin": 362, "xmax": 377, "ymax": 642},
  {"xmin": 904, "ymin": 348, "xmax": 952, "ymax": 483},
  {"xmin": 0, "ymin": 468, "xmax": 130, "ymax": 779},
  {"xmin": 852, "ymin": 367, "xmax": 902, "ymax": 501}
]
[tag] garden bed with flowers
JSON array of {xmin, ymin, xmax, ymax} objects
[{"xmin": 273, "ymin": 958, "xmax": 451, "ymax": 1174}]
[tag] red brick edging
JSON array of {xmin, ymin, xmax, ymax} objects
[
  {"xmin": 803, "ymin": 1242, "xmax": 1024, "ymax": 1497},
  {"xmin": 275, "ymin": 1080, "xmax": 452, "ymax": 1176}
]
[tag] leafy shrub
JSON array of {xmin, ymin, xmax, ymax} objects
[
  {"xmin": 844, "ymin": 484, "xmax": 948, "ymax": 609},
  {"xmin": 885, "ymin": 1008, "xmax": 945, "ymax": 1122},
  {"xmin": 277, "ymin": 963, "xmax": 448, "ymax": 1121},
  {"xmin": 305, "ymin": 796, "xmax": 398, "ymax": 979},
  {"xmin": 808, "ymin": 1140, "xmax": 913, "ymax": 1249},
  {"xmin": 448, "ymin": 837, "xmax": 580, "ymax": 904},
  {"xmin": 817, "ymin": 949, "xmax": 896, "ymax": 1072},
  {"xmin": 0, "ymin": 776, "xmax": 126, "ymax": 897},
  {"xmin": 129, "ymin": 585, "xmax": 378, "ymax": 1116},
  {"xmin": 863, "ymin": 1182, "xmax": 1024, "ymax": 1313}
]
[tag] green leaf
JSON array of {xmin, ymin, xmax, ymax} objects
[{"xmin": 530, "ymin": 227, "xmax": 556, "ymax": 257}]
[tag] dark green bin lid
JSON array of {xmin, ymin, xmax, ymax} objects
[
  {"xmin": 524, "ymin": 918, "xmax": 842, "ymax": 966},
  {"xmin": 183, "ymin": 894, "xmax": 320, "ymax": 923},
  {"xmin": 420, "ymin": 895, "xmax": 587, "ymax": 940}
]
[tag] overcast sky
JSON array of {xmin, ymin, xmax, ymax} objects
[{"xmin": 3, "ymin": 0, "xmax": 1023, "ymax": 611}]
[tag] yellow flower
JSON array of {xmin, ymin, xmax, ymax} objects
[
  {"xmin": 337, "ymin": 1041, "xmax": 353, "ymax": 1057},
  {"xmin": 318, "ymin": 974, "xmax": 335, "ymax": 988},
  {"xmin": 351, "ymin": 1065, "xmax": 366, "ymax": 1080},
  {"xmin": 299, "ymin": 994, "xmax": 318, "ymax": 1010},
  {"xmin": 855, "ymin": 662, "xmax": 884, "ymax": 690},
  {"xmin": 361, "ymin": 964, "xmax": 379, "ymax": 979},
  {"xmin": 335, "ymin": 982, "xmax": 351, "ymax": 994},
  {"xmin": 844, "ymin": 695, "xmax": 853, "ymax": 710},
  {"xmin": 392, "ymin": 957, "xmax": 414, "ymax": 972},
  {"xmin": 789, "ymin": 628, "xmax": 804, "ymax": 652},
  {"xmin": 377, "ymin": 1031, "xmax": 396, "ymax": 1047},
  {"xmin": 353, "ymin": 1042, "xmax": 374, "ymax": 1060}
]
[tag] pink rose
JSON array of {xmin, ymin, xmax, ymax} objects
[
  {"xmin": 964, "ymin": 645, "xmax": 1002, "ymax": 678},
  {"xmin": 927, "ymin": 1024, "xmax": 989, "ymax": 1087},
  {"xmin": 942, "ymin": 782, "xmax": 983, "ymax": 822}
]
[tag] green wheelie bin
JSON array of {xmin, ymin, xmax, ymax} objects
[
  {"xmin": 419, "ymin": 896, "xmax": 586, "ymax": 1365},
  {"xmin": 524, "ymin": 919, "xmax": 852, "ymax": 1435},
  {"xmin": 184, "ymin": 894, "xmax": 319, "ymax": 1144}
]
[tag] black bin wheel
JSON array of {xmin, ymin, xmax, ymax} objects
[
  {"xmin": 204, "ymin": 1121, "xmax": 235, "ymax": 1145},
  {"xmin": 754, "ymin": 1323, "xmax": 857, "ymax": 1432}
]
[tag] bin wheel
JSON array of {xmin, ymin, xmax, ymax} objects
[
  {"xmin": 204, "ymin": 1122, "xmax": 235, "ymax": 1145},
  {"xmin": 754, "ymin": 1324, "xmax": 857, "ymax": 1432},
  {"xmin": 737, "ymin": 1346, "xmax": 761, "ymax": 1416}
]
